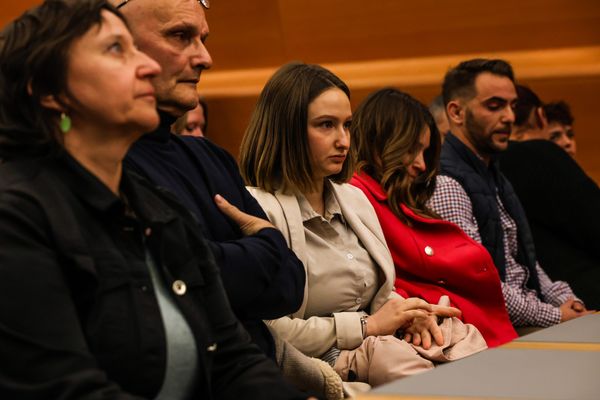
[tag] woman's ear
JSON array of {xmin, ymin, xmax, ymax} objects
[
  {"xmin": 28, "ymin": 80, "xmax": 67, "ymax": 113},
  {"xmin": 39, "ymin": 94, "xmax": 65, "ymax": 113},
  {"xmin": 446, "ymin": 100, "xmax": 463, "ymax": 127}
]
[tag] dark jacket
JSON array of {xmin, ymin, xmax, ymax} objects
[
  {"xmin": 0, "ymin": 153, "xmax": 305, "ymax": 400},
  {"xmin": 439, "ymin": 133, "xmax": 540, "ymax": 293},
  {"xmin": 499, "ymin": 140, "xmax": 600, "ymax": 309},
  {"xmin": 124, "ymin": 114, "xmax": 305, "ymax": 358}
]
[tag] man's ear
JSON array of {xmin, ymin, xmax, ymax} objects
[{"xmin": 446, "ymin": 100, "xmax": 464, "ymax": 126}]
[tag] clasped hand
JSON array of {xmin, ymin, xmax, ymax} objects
[
  {"xmin": 559, "ymin": 297, "xmax": 595, "ymax": 322},
  {"xmin": 366, "ymin": 297, "xmax": 461, "ymax": 350}
]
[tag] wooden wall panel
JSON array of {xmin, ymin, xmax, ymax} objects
[
  {"xmin": 0, "ymin": 1, "xmax": 41, "ymax": 27},
  {"xmin": 204, "ymin": 96, "xmax": 257, "ymax": 157},
  {"xmin": 277, "ymin": 0, "xmax": 600, "ymax": 64},
  {"xmin": 206, "ymin": 0, "xmax": 287, "ymax": 70},
  {"xmin": 4, "ymin": 0, "xmax": 600, "ymax": 70},
  {"xmin": 205, "ymin": 0, "xmax": 600, "ymax": 70},
  {"xmin": 198, "ymin": 46, "xmax": 600, "ymax": 97}
]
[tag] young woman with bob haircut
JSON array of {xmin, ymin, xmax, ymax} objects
[
  {"xmin": 240, "ymin": 62, "xmax": 485, "ymax": 387},
  {"xmin": 350, "ymin": 88, "xmax": 518, "ymax": 347},
  {"xmin": 0, "ymin": 1, "xmax": 309, "ymax": 398}
]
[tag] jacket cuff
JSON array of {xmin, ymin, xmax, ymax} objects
[{"xmin": 332, "ymin": 312, "xmax": 363, "ymax": 350}]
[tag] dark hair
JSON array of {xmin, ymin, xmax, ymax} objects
[
  {"xmin": 514, "ymin": 84, "xmax": 542, "ymax": 127},
  {"xmin": 240, "ymin": 62, "xmax": 352, "ymax": 193},
  {"xmin": 544, "ymin": 101, "xmax": 574, "ymax": 126},
  {"xmin": 0, "ymin": 0, "xmax": 125, "ymax": 159},
  {"xmin": 442, "ymin": 58, "xmax": 515, "ymax": 106},
  {"xmin": 352, "ymin": 88, "xmax": 441, "ymax": 225}
]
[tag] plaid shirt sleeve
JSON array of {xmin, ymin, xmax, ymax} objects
[
  {"xmin": 500, "ymin": 280, "xmax": 561, "ymax": 327},
  {"xmin": 429, "ymin": 176, "xmax": 563, "ymax": 327},
  {"xmin": 428, "ymin": 176, "xmax": 482, "ymax": 242},
  {"xmin": 536, "ymin": 262, "xmax": 579, "ymax": 306}
]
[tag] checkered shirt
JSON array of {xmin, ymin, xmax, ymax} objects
[{"xmin": 428, "ymin": 175, "xmax": 577, "ymax": 327}]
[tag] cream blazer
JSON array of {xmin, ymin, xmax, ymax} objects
[{"xmin": 247, "ymin": 182, "xmax": 401, "ymax": 357}]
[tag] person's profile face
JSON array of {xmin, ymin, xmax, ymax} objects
[
  {"xmin": 548, "ymin": 122, "xmax": 576, "ymax": 157},
  {"xmin": 462, "ymin": 72, "xmax": 517, "ymax": 156},
  {"xmin": 122, "ymin": 0, "xmax": 213, "ymax": 117},
  {"xmin": 403, "ymin": 126, "xmax": 431, "ymax": 182},
  {"xmin": 63, "ymin": 10, "xmax": 161, "ymax": 133},
  {"xmin": 306, "ymin": 88, "xmax": 352, "ymax": 183},
  {"xmin": 182, "ymin": 102, "xmax": 205, "ymax": 137}
]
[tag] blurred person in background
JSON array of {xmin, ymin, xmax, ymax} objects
[
  {"xmin": 544, "ymin": 101, "xmax": 576, "ymax": 158},
  {"xmin": 172, "ymin": 96, "xmax": 208, "ymax": 137},
  {"xmin": 429, "ymin": 94, "xmax": 450, "ymax": 138}
]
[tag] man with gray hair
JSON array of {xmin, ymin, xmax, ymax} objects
[{"xmin": 112, "ymin": 0, "xmax": 311, "ymax": 398}]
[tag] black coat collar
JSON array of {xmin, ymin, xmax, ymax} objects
[{"xmin": 57, "ymin": 150, "xmax": 175, "ymax": 225}]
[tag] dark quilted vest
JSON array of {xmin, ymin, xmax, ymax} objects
[{"xmin": 439, "ymin": 133, "xmax": 541, "ymax": 294}]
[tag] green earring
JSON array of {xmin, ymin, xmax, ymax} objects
[{"xmin": 60, "ymin": 112, "xmax": 71, "ymax": 133}]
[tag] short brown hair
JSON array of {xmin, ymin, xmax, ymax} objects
[
  {"xmin": 0, "ymin": 0, "xmax": 125, "ymax": 159},
  {"xmin": 240, "ymin": 62, "xmax": 352, "ymax": 193},
  {"xmin": 352, "ymin": 88, "xmax": 440, "ymax": 224}
]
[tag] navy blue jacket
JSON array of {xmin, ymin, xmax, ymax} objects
[
  {"xmin": 124, "ymin": 114, "xmax": 306, "ymax": 358},
  {"xmin": 440, "ymin": 133, "xmax": 540, "ymax": 293}
]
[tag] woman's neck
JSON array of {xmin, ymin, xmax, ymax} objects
[
  {"xmin": 304, "ymin": 178, "xmax": 326, "ymax": 216},
  {"xmin": 63, "ymin": 125, "xmax": 141, "ymax": 195}
]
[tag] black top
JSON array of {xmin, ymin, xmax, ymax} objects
[
  {"xmin": 499, "ymin": 140, "xmax": 600, "ymax": 309},
  {"xmin": 0, "ymin": 152, "xmax": 306, "ymax": 399},
  {"xmin": 124, "ymin": 114, "xmax": 305, "ymax": 358}
]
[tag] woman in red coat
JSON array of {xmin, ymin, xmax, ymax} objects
[{"xmin": 350, "ymin": 88, "xmax": 517, "ymax": 347}]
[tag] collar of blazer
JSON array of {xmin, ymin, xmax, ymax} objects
[{"xmin": 248, "ymin": 181, "xmax": 397, "ymax": 318}]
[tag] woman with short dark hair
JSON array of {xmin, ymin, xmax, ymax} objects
[{"xmin": 0, "ymin": 1, "xmax": 308, "ymax": 398}]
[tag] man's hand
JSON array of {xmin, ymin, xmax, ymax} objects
[
  {"xmin": 214, "ymin": 194, "xmax": 275, "ymax": 236},
  {"xmin": 559, "ymin": 297, "xmax": 595, "ymax": 322}
]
